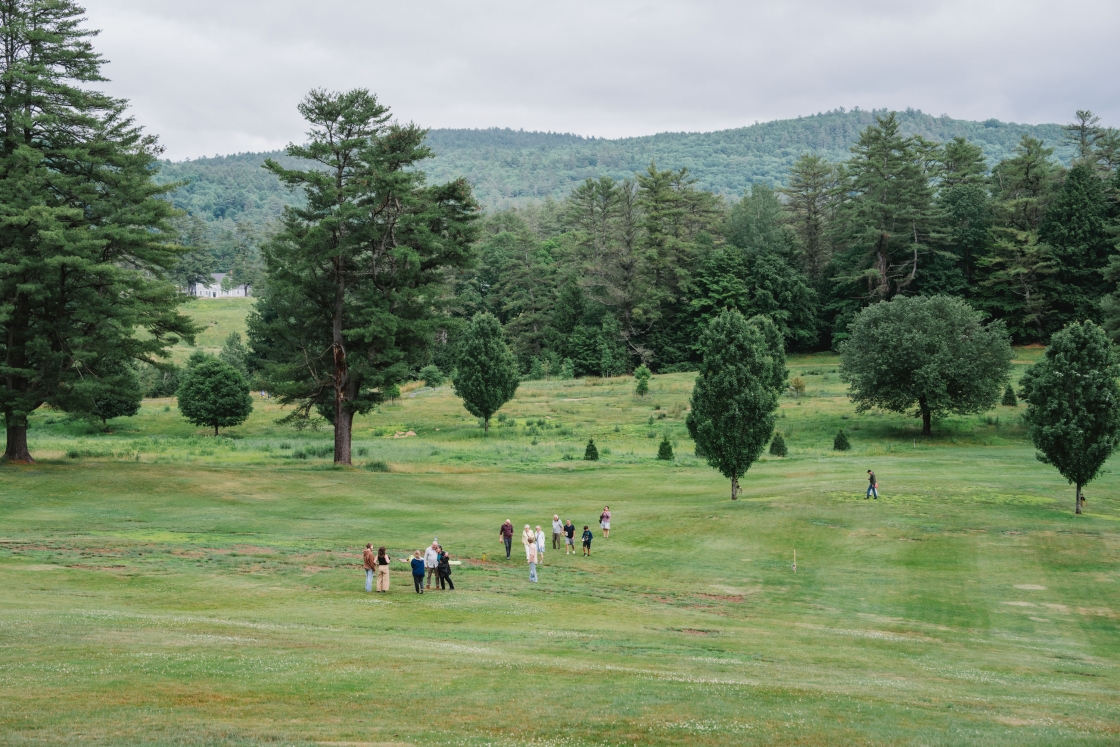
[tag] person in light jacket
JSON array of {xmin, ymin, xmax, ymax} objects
[
  {"xmin": 551, "ymin": 515, "xmax": 563, "ymax": 550},
  {"xmin": 424, "ymin": 540, "xmax": 440, "ymax": 590},
  {"xmin": 522, "ymin": 524, "xmax": 534, "ymax": 560},
  {"xmin": 535, "ymin": 525, "xmax": 546, "ymax": 565}
]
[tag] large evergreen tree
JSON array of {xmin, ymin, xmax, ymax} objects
[
  {"xmin": 453, "ymin": 313, "xmax": 519, "ymax": 431},
  {"xmin": 248, "ymin": 89, "xmax": 477, "ymax": 464},
  {"xmin": 0, "ymin": 0, "xmax": 195, "ymax": 462},
  {"xmin": 780, "ymin": 153, "xmax": 837, "ymax": 283}
]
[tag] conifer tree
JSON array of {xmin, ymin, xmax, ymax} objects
[
  {"xmin": 0, "ymin": 0, "xmax": 195, "ymax": 462},
  {"xmin": 780, "ymin": 154, "xmax": 838, "ymax": 282},
  {"xmin": 248, "ymin": 89, "xmax": 477, "ymax": 464},
  {"xmin": 657, "ymin": 435, "xmax": 674, "ymax": 460}
]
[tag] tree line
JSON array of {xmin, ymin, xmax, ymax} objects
[{"xmin": 438, "ymin": 110, "xmax": 1120, "ymax": 379}]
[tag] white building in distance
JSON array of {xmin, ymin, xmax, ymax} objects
[{"xmin": 188, "ymin": 273, "xmax": 249, "ymax": 298}]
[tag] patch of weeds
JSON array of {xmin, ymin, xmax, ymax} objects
[
  {"xmin": 365, "ymin": 460, "xmax": 390, "ymax": 472},
  {"xmin": 279, "ymin": 442, "xmax": 292, "ymax": 450},
  {"xmin": 356, "ymin": 446, "xmax": 369, "ymax": 457}
]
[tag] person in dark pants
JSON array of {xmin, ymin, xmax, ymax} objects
[
  {"xmin": 499, "ymin": 519, "xmax": 514, "ymax": 559},
  {"xmin": 581, "ymin": 525, "xmax": 593, "ymax": 556},
  {"xmin": 437, "ymin": 546, "xmax": 454, "ymax": 590},
  {"xmin": 866, "ymin": 470, "xmax": 878, "ymax": 499},
  {"xmin": 410, "ymin": 551, "xmax": 426, "ymax": 593}
]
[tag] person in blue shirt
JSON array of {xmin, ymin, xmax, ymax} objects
[
  {"xmin": 409, "ymin": 550, "xmax": 426, "ymax": 594},
  {"xmin": 581, "ymin": 525, "xmax": 593, "ymax": 556}
]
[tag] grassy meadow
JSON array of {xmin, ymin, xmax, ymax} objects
[{"xmin": 1, "ymin": 300, "xmax": 1119, "ymax": 746}]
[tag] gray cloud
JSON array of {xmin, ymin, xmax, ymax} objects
[{"xmin": 81, "ymin": 0, "xmax": 1120, "ymax": 160}]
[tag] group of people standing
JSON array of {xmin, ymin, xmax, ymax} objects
[
  {"xmin": 500, "ymin": 506, "xmax": 611, "ymax": 582},
  {"xmin": 363, "ymin": 539, "xmax": 454, "ymax": 595}
]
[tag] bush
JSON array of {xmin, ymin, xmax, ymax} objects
[
  {"xmin": 833, "ymin": 429, "xmax": 850, "ymax": 451},
  {"xmin": 365, "ymin": 460, "xmax": 390, "ymax": 472},
  {"xmin": 790, "ymin": 376, "xmax": 806, "ymax": 398},
  {"xmin": 1001, "ymin": 384, "xmax": 1018, "ymax": 407},
  {"xmin": 559, "ymin": 358, "xmax": 574, "ymax": 380},
  {"xmin": 769, "ymin": 432, "xmax": 787, "ymax": 457},
  {"xmin": 584, "ymin": 438, "xmax": 599, "ymax": 461},
  {"xmin": 419, "ymin": 365, "xmax": 444, "ymax": 387},
  {"xmin": 657, "ymin": 435, "xmax": 674, "ymax": 460}
]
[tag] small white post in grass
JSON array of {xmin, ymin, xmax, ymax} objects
[{"xmin": 792, "ymin": 549, "xmax": 797, "ymax": 573}]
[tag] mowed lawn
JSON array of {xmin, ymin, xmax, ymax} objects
[{"xmin": 1, "ymin": 302, "xmax": 1119, "ymax": 746}]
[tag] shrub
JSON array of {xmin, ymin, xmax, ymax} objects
[
  {"xmin": 769, "ymin": 432, "xmax": 787, "ymax": 457},
  {"xmin": 584, "ymin": 438, "xmax": 599, "ymax": 461},
  {"xmin": 419, "ymin": 365, "xmax": 444, "ymax": 387},
  {"xmin": 790, "ymin": 376, "xmax": 806, "ymax": 398},
  {"xmin": 1001, "ymin": 384, "xmax": 1018, "ymax": 407},
  {"xmin": 365, "ymin": 460, "xmax": 390, "ymax": 472},
  {"xmin": 657, "ymin": 436, "xmax": 674, "ymax": 460},
  {"xmin": 356, "ymin": 446, "xmax": 369, "ymax": 457},
  {"xmin": 833, "ymin": 429, "xmax": 850, "ymax": 451},
  {"xmin": 559, "ymin": 358, "xmax": 574, "ymax": 380}
]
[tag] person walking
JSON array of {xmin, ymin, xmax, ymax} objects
[
  {"xmin": 375, "ymin": 546, "xmax": 391, "ymax": 592},
  {"xmin": 424, "ymin": 540, "xmax": 440, "ymax": 589},
  {"xmin": 866, "ymin": 470, "xmax": 878, "ymax": 500},
  {"xmin": 527, "ymin": 541, "xmax": 539, "ymax": 583},
  {"xmin": 535, "ymin": 525, "xmax": 546, "ymax": 565},
  {"xmin": 363, "ymin": 543, "xmax": 376, "ymax": 593},
  {"xmin": 522, "ymin": 525, "xmax": 534, "ymax": 561},
  {"xmin": 599, "ymin": 506, "xmax": 612, "ymax": 538},
  {"xmin": 410, "ymin": 551, "xmax": 426, "ymax": 594},
  {"xmin": 499, "ymin": 519, "xmax": 514, "ymax": 559},
  {"xmin": 582, "ymin": 525, "xmax": 593, "ymax": 556},
  {"xmin": 437, "ymin": 546, "xmax": 454, "ymax": 590},
  {"xmin": 551, "ymin": 515, "xmax": 563, "ymax": 550},
  {"xmin": 564, "ymin": 519, "xmax": 576, "ymax": 555}
]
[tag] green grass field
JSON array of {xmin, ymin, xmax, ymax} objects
[{"xmin": 1, "ymin": 300, "xmax": 1118, "ymax": 746}]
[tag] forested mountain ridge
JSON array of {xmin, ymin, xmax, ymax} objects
[{"xmin": 156, "ymin": 108, "xmax": 1072, "ymax": 227}]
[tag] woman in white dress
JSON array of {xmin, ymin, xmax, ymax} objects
[{"xmin": 534, "ymin": 525, "xmax": 546, "ymax": 564}]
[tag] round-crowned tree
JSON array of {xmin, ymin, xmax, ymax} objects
[
  {"xmin": 686, "ymin": 310, "xmax": 785, "ymax": 500},
  {"xmin": 177, "ymin": 357, "xmax": 253, "ymax": 435},
  {"xmin": 634, "ymin": 364, "xmax": 651, "ymax": 397},
  {"xmin": 453, "ymin": 313, "xmax": 520, "ymax": 431},
  {"xmin": 839, "ymin": 295, "xmax": 1012, "ymax": 436},
  {"xmin": 1020, "ymin": 321, "xmax": 1120, "ymax": 514}
]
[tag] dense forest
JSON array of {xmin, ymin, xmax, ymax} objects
[
  {"xmin": 430, "ymin": 110, "xmax": 1120, "ymax": 377},
  {"xmin": 161, "ymin": 108, "xmax": 1120, "ymax": 381}
]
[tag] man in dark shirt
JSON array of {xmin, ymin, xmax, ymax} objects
[
  {"xmin": 866, "ymin": 470, "xmax": 878, "ymax": 499},
  {"xmin": 499, "ymin": 519, "xmax": 514, "ymax": 559},
  {"xmin": 564, "ymin": 519, "xmax": 576, "ymax": 555}
]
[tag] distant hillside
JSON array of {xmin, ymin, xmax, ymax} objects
[{"xmin": 156, "ymin": 108, "xmax": 1074, "ymax": 227}]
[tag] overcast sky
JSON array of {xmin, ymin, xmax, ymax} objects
[{"xmin": 82, "ymin": 0, "xmax": 1120, "ymax": 161}]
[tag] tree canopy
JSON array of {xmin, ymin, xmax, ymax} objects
[
  {"xmin": 1019, "ymin": 321, "xmax": 1120, "ymax": 514},
  {"xmin": 839, "ymin": 295, "xmax": 1012, "ymax": 435}
]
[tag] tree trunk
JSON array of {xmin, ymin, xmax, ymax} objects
[
  {"xmin": 731, "ymin": 475, "xmax": 739, "ymax": 501},
  {"xmin": 4, "ymin": 420, "xmax": 33, "ymax": 463},
  {"xmin": 334, "ymin": 407, "xmax": 353, "ymax": 465},
  {"xmin": 1076, "ymin": 483, "xmax": 1082, "ymax": 515},
  {"xmin": 919, "ymin": 397, "xmax": 931, "ymax": 436},
  {"xmin": 331, "ymin": 259, "xmax": 352, "ymax": 465},
  {"xmin": 214, "ymin": 423, "xmax": 219, "ymax": 436},
  {"xmin": 484, "ymin": 416, "xmax": 490, "ymax": 433}
]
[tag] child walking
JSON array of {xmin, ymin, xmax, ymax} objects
[
  {"xmin": 410, "ymin": 550, "xmax": 426, "ymax": 594},
  {"xmin": 582, "ymin": 525, "xmax": 593, "ymax": 556}
]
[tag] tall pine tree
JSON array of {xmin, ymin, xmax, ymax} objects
[
  {"xmin": 248, "ymin": 89, "xmax": 477, "ymax": 464},
  {"xmin": 0, "ymin": 0, "xmax": 195, "ymax": 461}
]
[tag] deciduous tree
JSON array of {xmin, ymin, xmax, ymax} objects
[
  {"xmin": 686, "ymin": 310, "xmax": 784, "ymax": 500},
  {"xmin": 177, "ymin": 356, "xmax": 253, "ymax": 436},
  {"xmin": 452, "ymin": 313, "xmax": 519, "ymax": 431},
  {"xmin": 1020, "ymin": 321, "xmax": 1120, "ymax": 514},
  {"xmin": 839, "ymin": 295, "xmax": 1011, "ymax": 435}
]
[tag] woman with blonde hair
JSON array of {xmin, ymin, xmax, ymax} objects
[{"xmin": 535, "ymin": 525, "xmax": 546, "ymax": 565}]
